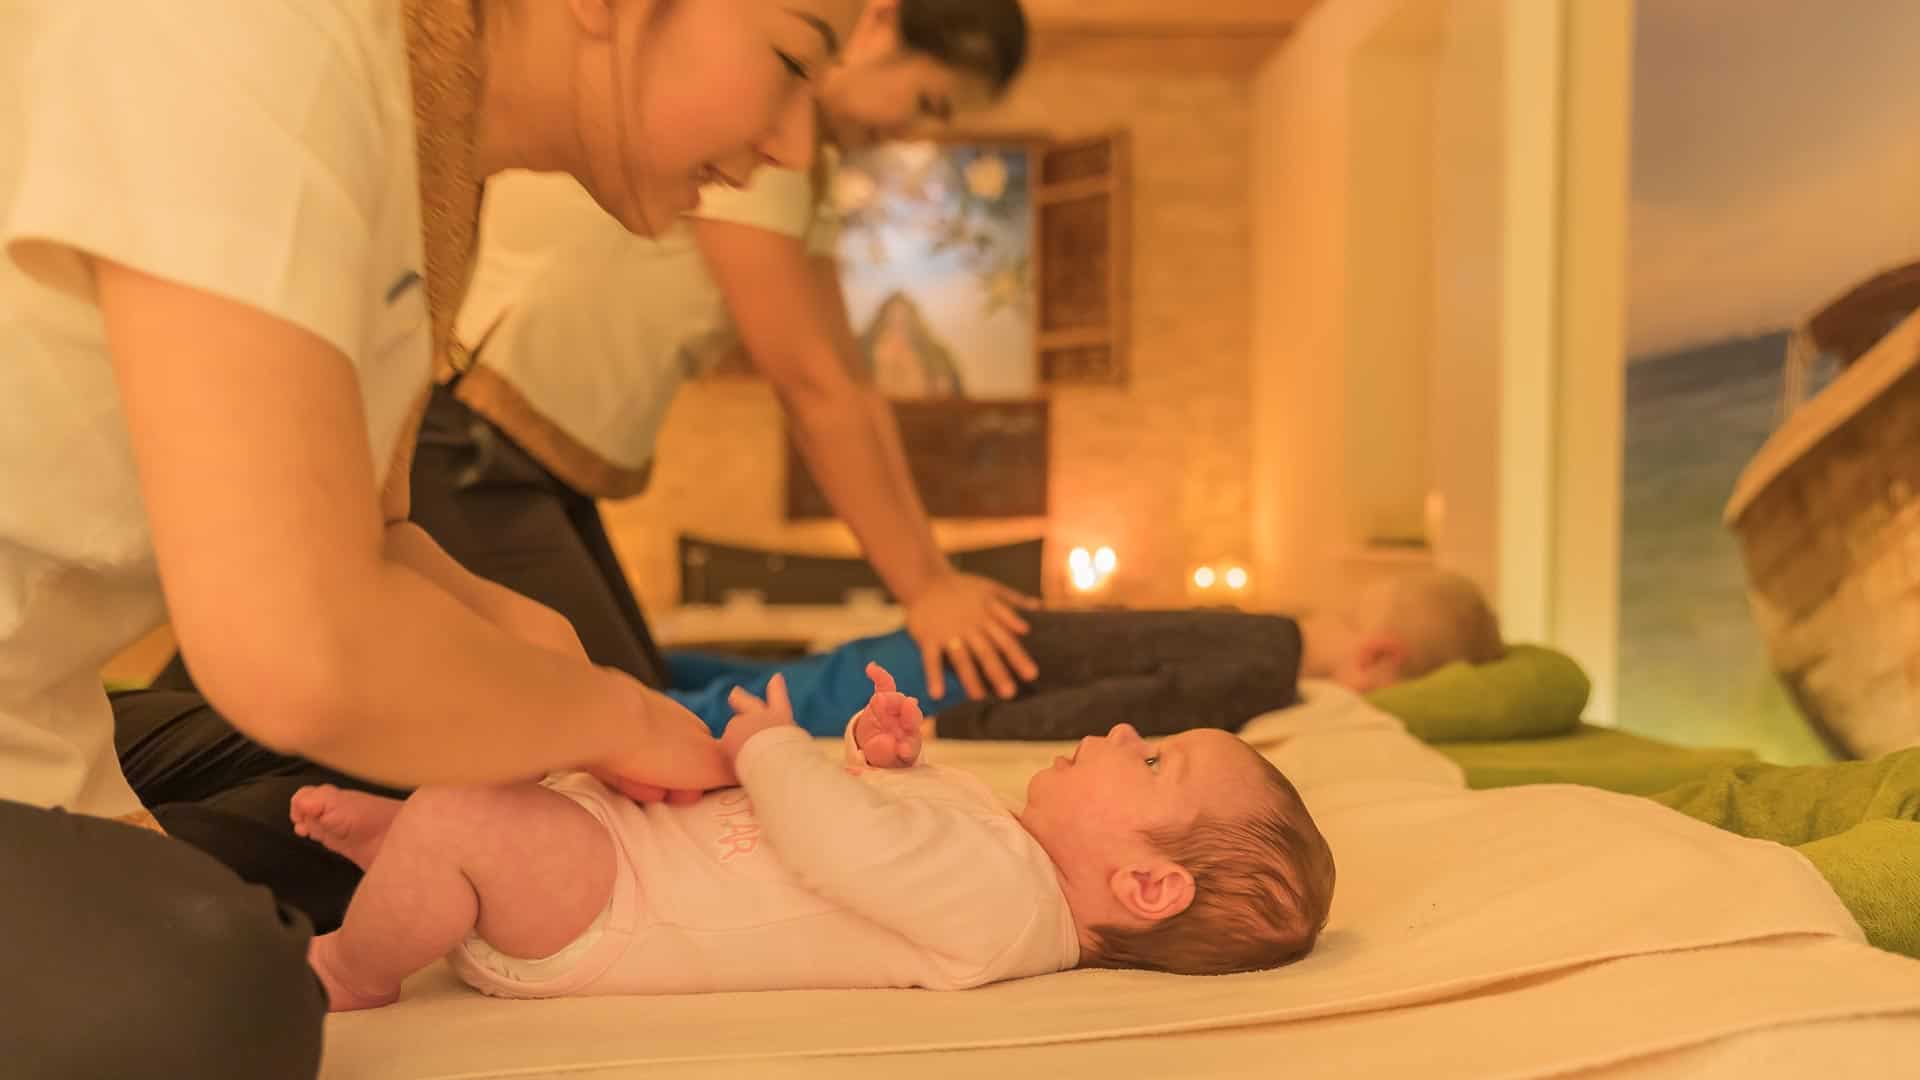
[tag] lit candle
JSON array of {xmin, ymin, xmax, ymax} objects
[{"xmin": 1068, "ymin": 546, "xmax": 1115, "ymax": 594}]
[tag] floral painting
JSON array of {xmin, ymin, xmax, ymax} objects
[{"xmin": 832, "ymin": 141, "xmax": 1036, "ymax": 399}]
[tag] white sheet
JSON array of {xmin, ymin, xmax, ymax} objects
[{"xmin": 320, "ymin": 694, "xmax": 1920, "ymax": 1079}]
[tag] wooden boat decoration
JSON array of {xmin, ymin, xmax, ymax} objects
[{"xmin": 1724, "ymin": 261, "xmax": 1920, "ymax": 758}]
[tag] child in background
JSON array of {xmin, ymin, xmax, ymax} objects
[
  {"xmin": 667, "ymin": 568, "xmax": 1505, "ymax": 741},
  {"xmin": 297, "ymin": 665, "xmax": 1336, "ymax": 1010}
]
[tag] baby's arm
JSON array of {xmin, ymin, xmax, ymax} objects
[
  {"xmin": 721, "ymin": 677, "xmax": 1034, "ymax": 969},
  {"xmin": 733, "ymin": 729, "xmax": 1037, "ymax": 969}
]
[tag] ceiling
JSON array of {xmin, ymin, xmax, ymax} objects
[
  {"xmin": 1020, "ymin": 0, "xmax": 1322, "ymax": 36},
  {"xmin": 1015, "ymin": 0, "xmax": 1321, "ymax": 73}
]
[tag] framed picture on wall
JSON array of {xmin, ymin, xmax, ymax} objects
[
  {"xmin": 695, "ymin": 131, "xmax": 1131, "ymax": 390},
  {"xmin": 777, "ymin": 131, "xmax": 1130, "ymax": 520},
  {"xmin": 832, "ymin": 140, "xmax": 1039, "ymax": 398},
  {"xmin": 833, "ymin": 133, "xmax": 1133, "ymax": 392}
]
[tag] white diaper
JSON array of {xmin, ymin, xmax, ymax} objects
[{"xmin": 460, "ymin": 890, "xmax": 614, "ymax": 984}]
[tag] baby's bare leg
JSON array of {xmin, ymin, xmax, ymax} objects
[{"xmin": 308, "ymin": 783, "xmax": 616, "ymax": 1011}]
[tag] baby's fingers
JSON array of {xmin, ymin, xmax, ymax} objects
[
  {"xmin": 728, "ymin": 686, "xmax": 767, "ymax": 713},
  {"xmin": 865, "ymin": 732, "xmax": 899, "ymax": 766},
  {"xmin": 890, "ymin": 691, "xmax": 921, "ymax": 734}
]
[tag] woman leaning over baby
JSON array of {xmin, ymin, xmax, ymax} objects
[{"xmin": 0, "ymin": 2, "xmax": 870, "ymax": 1075}]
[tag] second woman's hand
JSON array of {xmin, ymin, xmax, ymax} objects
[{"xmin": 906, "ymin": 570, "xmax": 1040, "ymax": 701}]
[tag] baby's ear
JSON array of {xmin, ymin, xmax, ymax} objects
[
  {"xmin": 1109, "ymin": 860, "xmax": 1196, "ymax": 924},
  {"xmin": 1353, "ymin": 635, "xmax": 1409, "ymax": 690}
]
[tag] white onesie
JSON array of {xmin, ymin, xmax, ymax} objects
[{"xmin": 451, "ymin": 724, "xmax": 1080, "ymax": 996}]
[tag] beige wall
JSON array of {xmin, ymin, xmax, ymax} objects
[
  {"xmin": 1249, "ymin": 0, "xmax": 1411, "ymax": 614},
  {"xmin": 1426, "ymin": 0, "xmax": 1505, "ymax": 597},
  {"xmin": 606, "ymin": 36, "xmax": 1262, "ymax": 611},
  {"xmin": 1345, "ymin": 19, "xmax": 1437, "ymax": 549},
  {"xmin": 1249, "ymin": 0, "xmax": 1526, "ymax": 613},
  {"xmin": 1548, "ymin": 0, "xmax": 1632, "ymax": 725},
  {"xmin": 1251, "ymin": 0, "xmax": 1631, "ymax": 716}
]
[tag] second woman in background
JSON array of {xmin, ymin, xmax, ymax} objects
[{"xmin": 416, "ymin": 0, "xmax": 1038, "ymax": 703}]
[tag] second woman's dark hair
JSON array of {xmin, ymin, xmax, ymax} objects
[{"xmin": 897, "ymin": 0, "xmax": 1029, "ymax": 95}]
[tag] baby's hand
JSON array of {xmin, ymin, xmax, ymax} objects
[
  {"xmin": 721, "ymin": 674, "xmax": 797, "ymax": 764},
  {"xmin": 853, "ymin": 662, "xmax": 924, "ymax": 769}
]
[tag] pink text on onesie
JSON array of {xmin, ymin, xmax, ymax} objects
[{"xmin": 713, "ymin": 789, "xmax": 764, "ymax": 862}]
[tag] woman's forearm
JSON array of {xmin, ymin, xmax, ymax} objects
[
  {"xmin": 781, "ymin": 379, "xmax": 949, "ymax": 604},
  {"xmin": 858, "ymin": 384, "xmax": 944, "ymax": 571},
  {"xmin": 250, "ymin": 560, "xmax": 675, "ymax": 788},
  {"xmin": 96, "ymin": 259, "xmax": 708, "ymax": 792},
  {"xmin": 381, "ymin": 520, "xmax": 582, "ymax": 656},
  {"xmin": 693, "ymin": 223, "xmax": 955, "ymax": 605}
]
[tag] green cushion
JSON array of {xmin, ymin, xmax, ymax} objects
[
  {"xmin": 1439, "ymin": 725, "xmax": 1761, "ymax": 796},
  {"xmin": 1365, "ymin": 643, "xmax": 1591, "ymax": 743}
]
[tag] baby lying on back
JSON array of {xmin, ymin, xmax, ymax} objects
[{"xmin": 298, "ymin": 665, "xmax": 1337, "ymax": 1009}]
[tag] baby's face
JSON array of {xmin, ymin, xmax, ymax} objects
[{"xmin": 1021, "ymin": 726, "xmax": 1263, "ymax": 859}]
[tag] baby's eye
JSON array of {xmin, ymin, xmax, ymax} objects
[{"xmin": 1144, "ymin": 754, "xmax": 1160, "ymax": 772}]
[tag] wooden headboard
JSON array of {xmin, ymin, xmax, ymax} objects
[{"xmin": 678, "ymin": 535, "xmax": 1044, "ymax": 605}]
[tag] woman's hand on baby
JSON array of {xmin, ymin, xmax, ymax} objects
[
  {"xmin": 906, "ymin": 570, "xmax": 1039, "ymax": 701},
  {"xmin": 590, "ymin": 689, "xmax": 733, "ymax": 806},
  {"xmin": 853, "ymin": 663, "xmax": 923, "ymax": 769},
  {"xmin": 721, "ymin": 674, "xmax": 797, "ymax": 764}
]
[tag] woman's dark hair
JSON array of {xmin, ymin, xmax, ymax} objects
[{"xmin": 897, "ymin": 0, "xmax": 1029, "ymax": 95}]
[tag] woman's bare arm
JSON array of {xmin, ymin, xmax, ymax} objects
[{"xmin": 96, "ymin": 259, "xmax": 729, "ymax": 792}]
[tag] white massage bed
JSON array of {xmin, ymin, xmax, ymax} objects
[{"xmin": 320, "ymin": 684, "xmax": 1920, "ymax": 1078}]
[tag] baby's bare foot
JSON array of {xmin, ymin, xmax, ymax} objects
[
  {"xmin": 308, "ymin": 934, "xmax": 399, "ymax": 1013},
  {"xmin": 290, "ymin": 785, "xmax": 404, "ymax": 870}
]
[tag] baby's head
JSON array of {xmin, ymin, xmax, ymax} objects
[
  {"xmin": 1019, "ymin": 725, "xmax": 1336, "ymax": 975},
  {"xmin": 1330, "ymin": 568, "xmax": 1504, "ymax": 692}
]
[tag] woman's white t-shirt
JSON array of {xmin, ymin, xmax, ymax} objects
[
  {"xmin": 0, "ymin": 0, "xmax": 431, "ymax": 817},
  {"xmin": 455, "ymin": 159, "xmax": 842, "ymax": 482}
]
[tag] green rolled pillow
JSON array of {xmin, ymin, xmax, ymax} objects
[{"xmin": 1365, "ymin": 643, "xmax": 1590, "ymax": 742}]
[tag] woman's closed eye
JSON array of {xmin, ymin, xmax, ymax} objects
[
  {"xmin": 918, "ymin": 94, "xmax": 954, "ymax": 122},
  {"xmin": 776, "ymin": 50, "xmax": 812, "ymax": 81}
]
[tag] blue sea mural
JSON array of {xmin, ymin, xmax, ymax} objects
[
  {"xmin": 1618, "ymin": 0, "xmax": 1919, "ymax": 761},
  {"xmin": 1618, "ymin": 334, "xmax": 1829, "ymax": 763}
]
